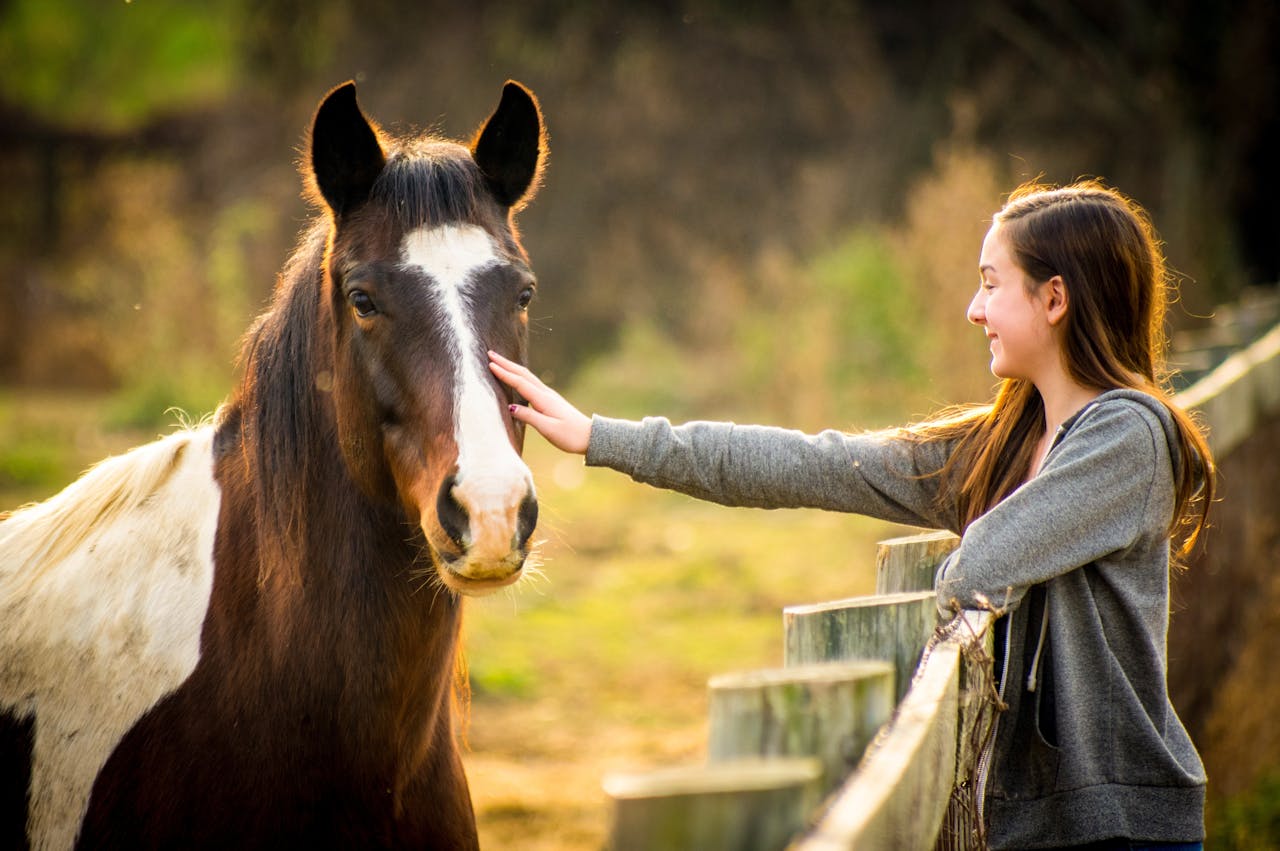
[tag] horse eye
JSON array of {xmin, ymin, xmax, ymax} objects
[
  {"xmin": 517, "ymin": 287, "xmax": 534, "ymax": 311},
  {"xmin": 348, "ymin": 290, "xmax": 378, "ymax": 318}
]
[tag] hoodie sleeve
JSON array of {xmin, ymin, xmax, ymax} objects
[
  {"xmin": 585, "ymin": 415, "xmax": 959, "ymax": 530},
  {"xmin": 936, "ymin": 399, "xmax": 1173, "ymax": 613}
]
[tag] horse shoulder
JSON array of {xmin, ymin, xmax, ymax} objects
[{"xmin": 0, "ymin": 426, "xmax": 221, "ymax": 851}]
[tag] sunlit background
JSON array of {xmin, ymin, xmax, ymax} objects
[{"xmin": 2, "ymin": 2, "xmax": 1277, "ymax": 847}]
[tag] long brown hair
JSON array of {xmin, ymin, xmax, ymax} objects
[{"xmin": 911, "ymin": 180, "xmax": 1214, "ymax": 556}]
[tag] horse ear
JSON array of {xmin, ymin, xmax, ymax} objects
[
  {"xmin": 471, "ymin": 81, "xmax": 546, "ymax": 209},
  {"xmin": 310, "ymin": 82, "xmax": 386, "ymax": 217}
]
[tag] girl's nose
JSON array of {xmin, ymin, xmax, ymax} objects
[{"xmin": 967, "ymin": 289, "xmax": 986, "ymax": 326}]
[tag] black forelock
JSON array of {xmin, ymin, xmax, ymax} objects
[{"xmin": 368, "ymin": 141, "xmax": 490, "ymax": 231}]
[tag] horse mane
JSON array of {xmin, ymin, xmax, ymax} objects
[
  {"xmin": 229, "ymin": 222, "xmax": 330, "ymax": 584},
  {"xmin": 229, "ymin": 137, "xmax": 496, "ymax": 583},
  {"xmin": 0, "ymin": 427, "xmax": 211, "ymax": 595}
]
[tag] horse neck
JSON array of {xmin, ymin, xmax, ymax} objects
[{"xmin": 213, "ymin": 402, "xmax": 466, "ymax": 762}]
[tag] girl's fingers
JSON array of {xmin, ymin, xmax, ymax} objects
[
  {"xmin": 507, "ymin": 403, "xmax": 541, "ymax": 429},
  {"xmin": 489, "ymin": 355, "xmax": 564, "ymax": 412},
  {"xmin": 488, "ymin": 350, "xmax": 533, "ymax": 381},
  {"xmin": 488, "ymin": 352, "xmax": 590, "ymax": 453},
  {"xmin": 488, "ymin": 353, "xmax": 545, "ymax": 397},
  {"xmin": 488, "ymin": 349, "xmax": 518, "ymax": 367},
  {"xmin": 488, "ymin": 360, "xmax": 537, "ymax": 401},
  {"xmin": 508, "ymin": 402, "xmax": 589, "ymax": 454}
]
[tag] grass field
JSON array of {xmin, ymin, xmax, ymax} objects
[
  {"xmin": 462, "ymin": 439, "xmax": 911, "ymax": 849},
  {"xmin": 9, "ymin": 391, "xmax": 1274, "ymax": 847},
  {"xmin": 0, "ymin": 392, "xmax": 912, "ymax": 849}
]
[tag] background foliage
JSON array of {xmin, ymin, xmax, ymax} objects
[
  {"xmin": 3, "ymin": 0, "xmax": 1278, "ymax": 422},
  {"xmin": 2, "ymin": 1, "xmax": 1278, "ymax": 846}
]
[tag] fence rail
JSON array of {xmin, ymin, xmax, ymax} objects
[{"xmin": 603, "ymin": 310, "xmax": 1280, "ymax": 850}]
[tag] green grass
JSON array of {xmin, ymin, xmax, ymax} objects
[
  {"xmin": 1208, "ymin": 770, "xmax": 1280, "ymax": 850},
  {"xmin": 460, "ymin": 437, "xmax": 914, "ymax": 849},
  {"xmin": 2, "ymin": 389, "xmax": 906, "ymax": 711},
  {"xmin": 0, "ymin": 391, "xmax": 154, "ymax": 507},
  {"xmin": 463, "ymin": 437, "xmax": 911, "ymax": 717},
  {"xmin": 0, "ymin": 389, "xmax": 915, "ymax": 850}
]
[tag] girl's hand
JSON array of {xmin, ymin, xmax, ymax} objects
[{"xmin": 488, "ymin": 351, "xmax": 592, "ymax": 455}]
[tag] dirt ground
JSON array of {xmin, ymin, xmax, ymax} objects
[{"xmin": 465, "ymin": 694, "xmax": 707, "ymax": 850}]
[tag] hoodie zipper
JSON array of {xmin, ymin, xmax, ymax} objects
[
  {"xmin": 973, "ymin": 407, "xmax": 1087, "ymax": 826},
  {"xmin": 1023, "ymin": 415, "xmax": 1082, "ymax": 697}
]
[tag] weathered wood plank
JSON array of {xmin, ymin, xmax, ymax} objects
[
  {"xmin": 604, "ymin": 759, "xmax": 823, "ymax": 851},
  {"xmin": 874, "ymin": 530, "xmax": 960, "ymax": 595},
  {"xmin": 790, "ymin": 610, "xmax": 996, "ymax": 851},
  {"xmin": 1176, "ymin": 321, "xmax": 1280, "ymax": 456},
  {"xmin": 783, "ymin": 590, "xmax": 942, "ymax": 702},
  {"xmin": 706, "ymin": 661, "xmax": 894, "ymax": 796},
  {"xmin": 792, "ymin": 636, "xmax": 963, "ymax": 850}
]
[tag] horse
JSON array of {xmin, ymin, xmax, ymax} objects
[{"xmin": 0, "ymin": 79, "xmax": 547, "ymax": 850}]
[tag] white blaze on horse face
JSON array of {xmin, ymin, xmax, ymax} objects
[
  {"xmin": 400, "ymin": 223, "xmax": 535, "ymax": 581},
  {"xmin": 0, "ymin": 427, "xmax": 219, "ymax": 851}
]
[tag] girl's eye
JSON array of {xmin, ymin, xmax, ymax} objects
[
  {"xmin": 517, "ymin": 287, "xmax": 534, "ymax": 310},
  {"xmin": 349, "ymin": 290, "xmax": 377, "ymax": 318}
]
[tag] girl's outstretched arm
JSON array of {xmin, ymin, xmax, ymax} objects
[{"xmin": 488, "ymin": 350, "xmax": 592, "ymax": 455}]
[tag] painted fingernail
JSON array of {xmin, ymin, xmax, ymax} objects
[{"xmin": 509, "ymin": 404, "xmax": 518, "ymax": 413}]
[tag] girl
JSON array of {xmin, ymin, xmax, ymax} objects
[{"xmin": 489, "ymin": 181, "xmax": 1213, "ymax": 850}]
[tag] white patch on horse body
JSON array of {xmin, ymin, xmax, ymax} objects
[
  {"xmin": 0, "ymin": 426, "xmax": 220, "ymax": 851},
  {"xmin": 401, "ymin": 224, "xmax": 535, "ymax": 572}
]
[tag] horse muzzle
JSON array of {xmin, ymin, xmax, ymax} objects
[{"xmin": 426, "ymin": 471, "xmax": 538, "ymax": 596}]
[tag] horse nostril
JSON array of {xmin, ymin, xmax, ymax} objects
[
  {"xmin": 516, "ymin": 491, "xmax": 538, "ymax": 550},
  {"xmin": 436, "ymin": 475, "xmax": 469, "ymax": 549}
]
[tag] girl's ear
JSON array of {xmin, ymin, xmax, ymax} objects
[{"xmin": 1044, "ymin": 275, "xmax": 1069, "ymax": 326}]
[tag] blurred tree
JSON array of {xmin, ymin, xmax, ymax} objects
[
  {"xmin": 0, "ymin": 0, "xmax": 240, "ymax": 130},
  {"xmin": 0, "ymin": 0, "xmax": 1276, "ymax": 396},
  {"xmin": 947, "ymin": 0, "xmax": 1280, "ymax": 305},
  {"xmin": 0, "ymin": 0, "xmax": 244, "ymax": 384}
]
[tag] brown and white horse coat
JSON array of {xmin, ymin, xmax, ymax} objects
[{"xmin": 1, "ymin": 80, "xmax": 547, "ymax": 850}]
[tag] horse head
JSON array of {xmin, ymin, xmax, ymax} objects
[{"xmin": 308, "ymin": 81, "xmax": 545, "ymax": 596}]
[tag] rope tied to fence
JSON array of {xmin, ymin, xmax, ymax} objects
[{"xmin": 928, "ymin": 606, "xmax": 1005, "ymax": 851}]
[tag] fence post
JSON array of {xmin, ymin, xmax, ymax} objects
[
  {"xmin": 936, "ymin": 610, "xmax": 999, "ymax": 850},
  {"xmin": 784, "ymin": 590, "xmax": 941, "ymax": 702},
  {"xmin": 605, "ymin": 534, "xmax": 987, "ymax": 851},
  {"xmin": 604, "ymin": 758, "xmax": 823, "ymax": 851},
  {"xmin": 793, "ymin": 610, "xmax": 995, "ymax": 851},
  {"xmin": 706, "ymin": 661, "xmax": 895, "ymax": 797},
  {"xmin": 796, "ymin": 641, "xmax": 961, "ymax": 850},
  {"xmin": 875, "ymin": 530, "xmax": 960, "ymax": 594}
]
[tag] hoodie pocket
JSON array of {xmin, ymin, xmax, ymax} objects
[
  {"xmin": 997, "ymin": 690, "xmax": 1061, "ymax": 798},
  {"xmin": 1032, "ymin": 618, "xmax": 1059, "ymax": 748}
]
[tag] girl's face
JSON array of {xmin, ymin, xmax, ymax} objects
[{"xmin": 968, "ymin": 223, "xmax": 1058, "ymax": 383}]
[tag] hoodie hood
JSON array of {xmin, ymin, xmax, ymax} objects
[{"xmin": 1069, "ymin": 388, "xmax": 1194, "ymax": 483}]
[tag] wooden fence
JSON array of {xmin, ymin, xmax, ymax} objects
[{"xmin": 602, "ymin": 307, "xmax": 1280, "ymax": 850}]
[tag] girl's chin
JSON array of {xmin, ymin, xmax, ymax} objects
[{"xmin": 988, "ymin": 360, "xmax": 1018, "ymax": 381}]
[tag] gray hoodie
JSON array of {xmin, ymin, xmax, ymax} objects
[{"xmin": 585, "ymin": 388, "xmax": 1205, "ymax": 847}]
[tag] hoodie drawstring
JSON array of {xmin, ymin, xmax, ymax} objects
[{"xmin": 1026, "ymin": 603, "xmax": 1049, "ymax": 693}]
